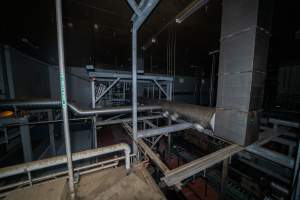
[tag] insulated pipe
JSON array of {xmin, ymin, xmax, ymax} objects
[
  {"xmin": 68, "ymin": 103, "xmax": 161, "ymax": 116},
  {"xmin": 54, "ymin": 0, "xmax": 74, "ymax": 197},
  {"xmin": 0, "ymin": 100, "xmax": 162, "ymax": 116},
  {"xmin": 0, "ymin": 143, "xmax": 131, "ymax": 179},
  {"xmin": 160, "ymin": 101, "xmax": 216, "ymax": 129}
]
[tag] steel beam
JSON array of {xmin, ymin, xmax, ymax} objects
[
  {"xmin": 96, "ymin": 115, "xmax": 162, "ymax": 126},
  {"xmin": 246, "ymin": 144, "xmax": 295, "ymax": 169},
  {"xmin": 154, "ymin": 80, "xmax": 170, "ymax": 99},
  {"xmin": 162, "ymin": 144, "xmax": 243, "ymax": 186},
  {"xmin": 138, "ymin": 139, "xmax": 170, "ymax": 174}
]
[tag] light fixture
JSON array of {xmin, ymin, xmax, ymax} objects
[
  {"xmin": 94, "ymin": 24, "xmax": 99, "ymax": 30},
  {"xmin": 175, "ymin": 0, "xmax": 210, "ymax": 24},
  {"xmin": 67, "ymin": 22, "xmax": 73, "ymax": 28}
]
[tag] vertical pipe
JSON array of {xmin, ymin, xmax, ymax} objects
[
  {"xmin": 132, "ymin": 29, "xmax": 138, "ymax": 157},
  {"xmin": 55, "ymin": 0, "xmax": 75, "ymax": 198}
]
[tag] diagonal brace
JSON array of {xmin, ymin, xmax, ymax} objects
[{"xmin": 95, "ymin": 78, "xmax": 120, "ymax": 103}]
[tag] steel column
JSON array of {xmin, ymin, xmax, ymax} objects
[
  {"xmin": 54, "ymin": 0, "xmax": 75, "ymax": 197},
  {"xmin": 19, "ymin": 117, "xmax": 32, "ymax": 162},
  {"xmin": 47, "ymin": 110, "xmax": 56, "ymax": 156}
]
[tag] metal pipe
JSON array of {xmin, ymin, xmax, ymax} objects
[
  {"xmin": 160, "ymin": 101, "xmax": 215, "ymax": 129},
  {"xmin": 137, "ymin": 122, "xmax": 193, "ymax": 138},
  {"xmin": 132, "ymin": 29, "xmax": 138, "ymax": 156},
  {"xmin": 0, "ymin": 153, "xmax": 136, "ymax": 193},
  {"xmin": 0, "ymin": 143, "xmax": 131, "ymax": 179},
  {"xmin": 0, "ymin": 100, "xmax": 162, "ymax": 116},
  {"xmin": 54, "ymin": 0, "xmax": 74, "ymax": 197},
  {"xmin": 127, "ymin": 0, "xmax": 159, "ymax": 157}
]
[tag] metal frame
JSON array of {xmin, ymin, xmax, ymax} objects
[
  {"xmin": 89, "ymin": 70, "xmax": 173, "ymax": 107},
  {"xmin": 0, "ymin": 117, "xmax": 32, "ymax": 162}
]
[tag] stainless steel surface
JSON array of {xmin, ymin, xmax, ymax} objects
[{"xmin": 55, "ymin": 0, "xmax": 74, "ymax": 196}]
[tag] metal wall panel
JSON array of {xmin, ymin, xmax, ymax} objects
[
  {"xmin": 215, "ymin": 0, "xmax": 272, "ymax": 145},
  {"xmin": 215, "ymin": 108, "xmax": 258, "ymax": 146}
]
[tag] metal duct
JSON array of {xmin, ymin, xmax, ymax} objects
[{"xmin": 160, "ymin": 101, "xmax": 215, "ymax": 129}]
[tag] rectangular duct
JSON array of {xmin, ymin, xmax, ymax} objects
[{"xmin": 215, "ymin": 0, "xmax": 273, "ymax": 145}]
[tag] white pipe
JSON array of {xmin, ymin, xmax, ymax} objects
[{"xmin": 0, "ymin": 143, "xmax": 131, "ymax": 179}]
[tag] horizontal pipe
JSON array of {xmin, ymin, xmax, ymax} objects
[
  {"xmin": 0, "ymin": 154, "xmax": 136, "ymax": 193},
  {"xmin": 0, "ymin": 99, "xmax": 161, "ymax": 116},
  {"xmin": 0, "ymin": 143, "xmax": 131, "ymax": 179},
  {"xmin": 137, "ymin": 122, "xmax": 193, "ymax": 138},
  {"xmin": 68, "ymin": 103, "xmax": 161, "ymax": 116}
]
